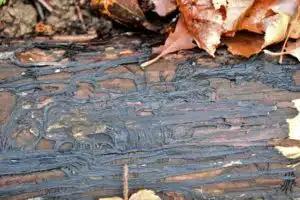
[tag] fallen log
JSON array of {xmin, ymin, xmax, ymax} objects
[{"xmin": 0, "ymin": 36, "xmax": 300, "ymax": 199}]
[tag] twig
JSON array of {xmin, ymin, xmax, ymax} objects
[
  {"xmin": 52, "ymin": 34, "xmax": 97, "ymax": 42},
  {"xmin": 264, "ymin": 50, "xmax": 290, "ymax": 56},
  {"xmin": 279, "ymin": 6, "xmax": 300, "ymax": 63},
  {"xmin": 123, "ymin": 164, "xmax": 128, "ymax": 200},
  {"xmin": 75, "ymin": 2, "xmax": 86, "ymax": 30},
  {"xmin": 141, "ymin": 55, "xmax": 161, "ymax": 68},
  {"xmin": 36, "ymin": 0, "xmax": 53, "ymax": 12},
  {"xmin": 34, "ymin": 1, "xmax": 45, "ymax": 20}
]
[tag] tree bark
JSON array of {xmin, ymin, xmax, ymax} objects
[{"xmin": 0, "ymin": 36, "xmax": 300, "ymax": 199}]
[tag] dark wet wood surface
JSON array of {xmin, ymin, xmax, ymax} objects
[{"xmin": 0, "ymin": 36, "xmax": 300, "ymax": 200}]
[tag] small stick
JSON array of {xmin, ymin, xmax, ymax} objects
[
  {"xmin": 34, "ymin": 1, "xmax": 45, "ymax": 20},
  {"xmin": 279, "ymin": 6, "xmax": 300, "ymax": 63},
  {"xmin": 141, "ymin": 55, "xmax": 162, "ymax": 68},
  {"xmin": 264, "ymin": 50, "xmax": 290, "ymax": 56},
  {"xmin": 75, "ymin": 2, "xmax": 86, "ymax": 30},
  {"xmin": 52, "ymin": 34, "xmax": 97, "ymax": 42},
  {"xmin": 36, "ymin": 0, "xmax": 53, "ymax": 12},
  {"xmin": 123, "ymin": 164, "xmax": 128, "ymax": 200}
]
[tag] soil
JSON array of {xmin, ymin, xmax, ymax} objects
[
  {"xmin": 0, "ymin": 0, "xmax": 37, "ymax": 37},
  {"xmin": 0, "ymin": 0, "xmax": 115, "ymax": 38},
  {"xmin": 0, "ymin": 0, "xmax": 175, "ymax": 40}
]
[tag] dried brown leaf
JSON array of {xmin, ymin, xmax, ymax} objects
[
  {"xmin": 97, "ymin": 190, "xmax": 162, "ymax": 200},
  {"xmin": 129, "ymin": 190, "xmax": 161, "ymax": 200},
  {"xmin": 239, "ymin": 0, "xmax": 277, "ymax": 33},
  {"xmin": 238, "ymin": 0, "xmax": 296, "ymax": 47},
  {"xmin": 141, "ymin": 16, "xmax": 195, "ymax": 67},
  {"xmin": 263, "ymin": 13, "xmax": 290, "ymax": 47},
  {"xmin": 285, "ymin": 98, "xmax": 300, "ymax": 140},
  {"xmin": 223, "ymin": 32, "xmax": 264, "ymax": 57},
  {"xmin": 278, "ymin": 5, "xmax": 300, "ymax": 62},
  {"xmin": 142, "ymin": 0, "xmax": 299, "ymax": 65},
  {"xmin": 290, "ymin": 17, "xmax": 300, "ymax": 39},
  {"xmin": 223, "ymin": 0, "xmax": 255, "ymax": 32},
  {"xmin": 275, "ymin": 99, "xmax": 300, "ymax": 159},
  {"xmin": 178, "ymin": 0, "xmax": 224, "ymax": 56},
  {"xmin": 289, "ymin": 4, "xmax": 300, "ymax": 40}
]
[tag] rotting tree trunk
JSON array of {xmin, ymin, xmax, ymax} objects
[{"xmin": 0, "ymin": 36, "xmax": 300, "ymax": 200}]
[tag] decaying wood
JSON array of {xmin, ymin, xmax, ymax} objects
[{"xmin": 0, "ymin": 35, "xmax": 300, "ymax": 200}]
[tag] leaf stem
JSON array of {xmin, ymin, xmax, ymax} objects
[
  {"xmin": 123, "ymin": 164, "xmax": 128, "ymax": 200},
  {"xmin": 279, "ymin": 6, "xmax": 300, "ymax": 63}
]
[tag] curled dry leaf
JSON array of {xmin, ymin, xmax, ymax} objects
[
  {"xmin": 177, "ymin": 0, "xmax": 224, "ymax": 56},
  {"xmin": 129, "ymin": 190, "xmax": 161, "ymax": 200},
  {"xmin": 262, "ymin": 0, "xmax": 300, "ymax": 47},
  {"xmin": 239, "ymin": 0, "xmax": 276, "ymax": 33},
  {"xmin": 290, "ymin": 17, "xmax": 300, "ymax": 39},
  {"xmin": 287, "ymin": 99, "xmax": 300, "ymax": 141},
  {"xmin": 276, "ymin": 146, "xmax": 300, "ymax": 159},
  {"xmin": 276, "ymin": 4, "xmax": 300, "ymax": 63},
  {"xmin": 223, "ymin": 0, "xmax": 255, "ymax": 32},
  {"xmin": 223, "ymin": 32, "xmax": 264, "ymax": 57},
  {"xmin": 141, "ymin": 16, "xmax": 195, "ymax": 67},
  {"xmin": 209, "ymin": 0, "xmax": 297, "ymax": 58},
  {"xmin": 98, "ymin": 189, "xmax": 161, "ymax": 200},
  {"xmin": 289, "ymin": 4, "xmax": 300, "ymax": 40},
  {"xmin": 238, "ymin": 0, "xmax": 296, "ymax": 48},
  {"xmin": 138, "ymin": 0, "xmax": 300, "ymax": 66},
  {"xmin": 263, "ymin": 13, "xmax": 290, "ymax": 47},
  {"xmin": 275, "ymin": 99, "xmax": 300, "ymax": 159}
]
